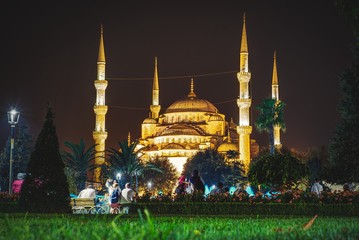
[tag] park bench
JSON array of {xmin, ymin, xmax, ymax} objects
[
  {"xmin": 70, "ymin": 197, "xmax": 110, "ymax": 214},
  {"xmin": 70, "ymin": 198, "xmax": 97, "ymax": 214}
]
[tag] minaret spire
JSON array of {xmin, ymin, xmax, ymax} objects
[
  {"xmin": 92, "ymin": 24, "xmax": 108, "ymax": 187},
  {"xmin": 188, "ymin": 78, "xmax": 197, "ymax": 98},
  {"xmin": 150, "ymin": 56, "xmax": 161, "ymax": 118},
  {"xmin": 237, "ymin": 13, "xmax": 252, "ymax": 175},
  {"xmin": 98, "ymin": 25, "xmax": 106, "ymax": 63},
  {"xmin": 128, "ymin": 131, "xmax": 131, "ymax": 146},
  {"xmin": 272, "ymin": 51, "xmax": 282, "ymax": 149},
  {"xmin": 240, "ymin": 13, "xmax": 248, "ymax": 54}
]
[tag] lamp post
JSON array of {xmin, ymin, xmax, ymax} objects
[
  {"xmin": 7, "ymin": 108, "xmax": 20, "ymax": 195},
  {"xmin": 116, "ymin": 172, "xmax": 122, "ymax": 188}
]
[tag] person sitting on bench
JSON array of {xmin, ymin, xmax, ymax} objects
[
  {"xmin": 78, "ymin": 185, "xmax": 96, "ymax": 198},
  {"xmin": 120, "ymin": 182, "xmax": 135, "ymax": 214}
]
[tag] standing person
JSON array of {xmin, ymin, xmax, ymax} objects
[
  {"xmin": 78, "ymin": 185, "xmax": 96, "ymax": 198},
  {"xmin": 189, "ymin": 169, "xmax": 205, "ymax": 193},
  {"xmin": 311, "ymin": 178, "xmax": 323, "ymax": 197},
  {"xmin": 106, "ymin": 179, "xmax": 119, "ymax": 204},
  {"xmin": 110, "ymin": 183, "xmax": 121, "ymax": 214},
  {"xmin": 12, "ymin": 173, "xmax": 26, "ymax": 194},
  {"xmin": 120, "ymin": 182, "xmax": 135, "ymax": 214}
]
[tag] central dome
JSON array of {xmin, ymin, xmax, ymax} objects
[
  {"xmin": 165, "ymin": 97, "xmax": 218, "ymax": 113},
  {"xmin": 165, "ymin": 79, "xmax": 218, "ymax": 113}
]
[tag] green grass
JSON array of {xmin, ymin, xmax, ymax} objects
[{"xmin": 1, "ymin": 211, "xmax": 359, "ymax": 239}]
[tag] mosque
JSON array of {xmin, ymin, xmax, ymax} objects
[{"xmin": 91, "ymin": 15, "xmax": 282, "ymax": 185}]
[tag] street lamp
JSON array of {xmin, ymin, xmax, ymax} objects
[{"xmin": 7, "ymin": 107, "xmax": 20, "ymax": 195}]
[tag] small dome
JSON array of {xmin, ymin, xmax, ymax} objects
[
  {"xmin": 209, "ymin": 114, "xmax": 223, "ymax": 121},
  {"xmin": 143, "ymin": 118, "xmax": 157, "ymax": 124},
  {"xmin": 217, "ymin": 142, "xmax": 238, "ymax": 153}
]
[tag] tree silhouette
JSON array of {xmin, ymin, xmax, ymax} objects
[{"xmin": 19, "ymin": 106, "xmax": 70, "ymax": 213}]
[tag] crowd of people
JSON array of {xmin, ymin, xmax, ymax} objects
[
  {"xmin": 172, "ymin": 170, "xmax": 355, "ymax": 201},
  {"xmin": 74, "ymin": 169, "xmax": 356, "ymax": 212},
  {"xmin": 77, "ymin": 178, "xmax": 136, "ymax": 214}
]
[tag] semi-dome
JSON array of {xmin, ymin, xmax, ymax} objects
[{"xmin": 160, "ymin": 125, "xmax": 202, "ymax": 136}]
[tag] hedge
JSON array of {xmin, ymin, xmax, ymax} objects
[{"xmin": 131, "ymin": 202, "xmax": 359, "ymax": 216}]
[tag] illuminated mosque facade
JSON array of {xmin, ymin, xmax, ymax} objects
[{"xmin": 91, "ymin": 15, "xmax": 282, "ymax": 183}]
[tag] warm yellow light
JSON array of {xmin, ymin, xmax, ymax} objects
[{"xmin": 168, "ymin": 157, "xmax": 188, "ymax": 174}]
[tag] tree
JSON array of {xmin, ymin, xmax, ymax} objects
[
  {"xmin": 138, "ymin": 157, "xmax": 178, "ymax": 195},
  {"xmin": 104, "ymin": 139, "xmax": 161, "ymax": 191},
  {"xmin": 0, "ymin": 122, "xmax": 33, "ymax": 192},
  {"xmin": 328, "ymin": 0, "xmax": 359, "ymax": 184},
  {"xmin": 182, "ymin": 148, "xmax": 243, "ymax": 188},
  {"xmin": 61, "ymin": 139, "xmax": 96, "ymax": 193},
  {"xmin": 255, "ymin": 98, "xmax": 286, "ymax": 155},
  {"xmin": 248, "ymin": 151, "xmax": 308, "ymax": 190},
  {"xmin": 18, "ymin": 106, "xmax": 70, "ymax": 213},
  {"xmin": 327, "ymin": 62, "xmax": 359, "ymax": 183}
]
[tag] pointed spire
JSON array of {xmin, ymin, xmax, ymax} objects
[
  {"xmin": 227, "ymin": 129, "xmax": 232, "ymax": 143},
  {"xmin": 188, "ymin": 78, "xmax": 197, "ymax": 98},
  {"xmin": 272, "ymin": 51, "xmax": 278, "ymax": 85},
  {"xmin": 127, "ymin": 131, "xmax": 131, "ymax": 146},
  {"xmin": 98, "ymin": 24, "xmax": 106, "ymax": 62},
  {"xmin": 240, "ymin": 13, "xmax": 248, "ymax": 53},
  {"xmin": 153, "ymin": 56, "xmax": 159, "ymax": 90}
]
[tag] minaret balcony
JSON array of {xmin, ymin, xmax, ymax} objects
[
  {"xmin": 237, "ymin": 72, "xmax": 251, "ymax": 82},
  {"xmin": 237, "ymin": 126, "xmax": 252, "ymax": 134},
  {"xmin": 94, "ymin": 105, "xmax": 108, "ymax": 115},
  {"xmin": 92, "ymin": 130, "xmax": 108, "ymax": 141},
  {"xmin": 94, "ymin": 80, "xmax": 108, "ymax": 90},
  {"xmin": 237, "ymin": 98, "xmax": 252, "ymax": 108}
]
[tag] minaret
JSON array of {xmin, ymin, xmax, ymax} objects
[
  {"xmin": 150, "ymin": 57, "xmax": 161, "ymax": 119},
  {"xmin": 272, "ymin": 51, "xmax": 282, "ymax": 149},
  {"xmin": 237, "ymin": 13, "xmax": 252, "ymax": 174},
  {"xmin": 92, "ymin": 25, "xmax": 108, "ymax": 185}
]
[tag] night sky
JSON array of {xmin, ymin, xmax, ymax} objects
[{"xmin": 0, "ymin": 1, "xmax": 354, "ymax": 153}]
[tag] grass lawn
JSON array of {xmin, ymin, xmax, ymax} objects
[{"xmin": 1, "ymin": 211, "xmax": 359, "ymax": 239}]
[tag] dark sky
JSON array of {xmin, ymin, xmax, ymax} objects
[{"xmin": 0, "ymin": 1, "xmax": 354, "ymax": 153}]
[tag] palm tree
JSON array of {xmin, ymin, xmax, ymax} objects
[
  {"xmin": 255, "ymin": 98, "xmax": 286, "ymax": 155},
  {"xmin": 104, "ymin": 139, "xmax": 161, "ymax": 192},
  {"xmin": 61, "ymin": 139, "xmax": 96, "ymax": 193}
]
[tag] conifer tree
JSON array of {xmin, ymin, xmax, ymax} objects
[
  {"xmin": 327, "ymin": 1, "xmax": 359, "ymax": 183},
  {"xmin": 19, "ymin": 106, "xmax": 70, "ymax": 213}
]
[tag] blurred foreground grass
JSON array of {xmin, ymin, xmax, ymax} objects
[{"xmin": 1, "ymin": 210, "xmax": 358, "ymax": 239}]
